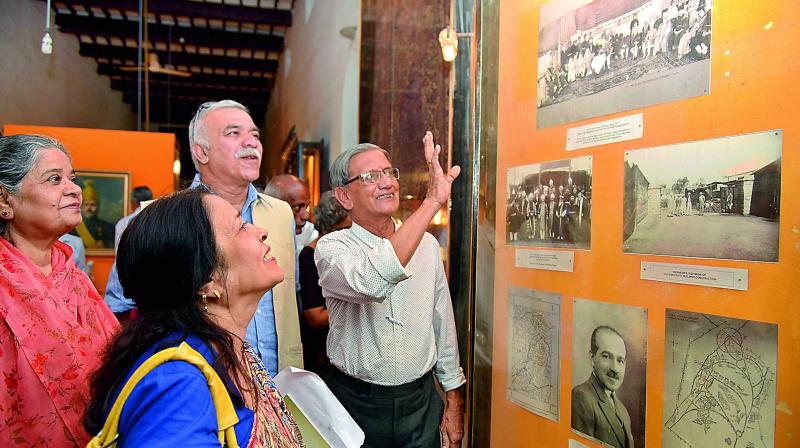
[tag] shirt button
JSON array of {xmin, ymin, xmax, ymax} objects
[{"xmin": 257, "ymin": 309, "xmax": 262, "ymax": 314}]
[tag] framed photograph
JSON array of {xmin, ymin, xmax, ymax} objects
[
  {"xmin": 571, "ymin": 298, "xmax": 648, "ymax": 448},
  {"xmin": 506, "ymin": 156, "xmax": 592, "ymax": 249},
  {"xmin": 71, "ymin": 170, "xmax": 130, "ymax": 256},
  {"xmin": 536, "ymin": 0, "xmax": 713, "ymax": 128},
  {"xmin": 623, "ymin": 130, "xmax": 781, "ymax": 262}
]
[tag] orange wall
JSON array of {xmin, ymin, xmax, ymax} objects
[
  {"xmin": 492, "ymin": 1, "xmax": 799, "ymax": 447},
  {"xmin": 3, "ymin": 124, "xmax": 175, "ymax": 295}
]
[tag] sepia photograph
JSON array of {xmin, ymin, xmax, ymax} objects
[
  {"xmin": 506, "ymin": 156, "xmax": 592, "ymax": 249},
  {"xmin": 537, "ymin": 0, "xmax": 712, "ymax": 128},
  {"xmin": 70, "ymin": 170, "xmax": 130, "ymax": 255},
  {"xmin": 623, "ymin": 130, "xmax": 782, "ymax": 262},
  {"xmin": 663, "ymin": 309, "xmax": 777, "ymax": 448},
  {"xmin": 572, "ymin": 298, "xmax": 648, "ymax": 448}
]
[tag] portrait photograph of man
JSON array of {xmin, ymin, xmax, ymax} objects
[{"xmin": 571, "ymin": 299, "xmax": 648, "ymax": 447}]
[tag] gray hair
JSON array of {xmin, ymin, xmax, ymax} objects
[
  {"xmin": 0, "ymin": 134, "xmax": 70, "ymax": 234},
  {"xmin": 314, "ymin": 190, "xmax": 349, "ymax": 235},
  {"xmin": 329, "ymin": 143, "xmax": 390, "ymax": 188},
  {"xmin": 188, "ymin": 99, "xmax": 249, "ymax": 170}
]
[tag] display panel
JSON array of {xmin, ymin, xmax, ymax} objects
[{"xmin": 485, "ymin": 1, "xmax": 799, "ymax": 447}]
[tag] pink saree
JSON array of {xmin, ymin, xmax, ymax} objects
[{"xmin": 0, "ymin": 238, "xmax": 119, "ymax": 447}]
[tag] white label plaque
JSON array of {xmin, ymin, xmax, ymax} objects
[
  {"xmin": 515, "ymin": 249, "xmax": 574, "ymax": 272},
  {"xmin": 640, "ymin": 262, "xmax": 748, "ymax": 291},
  {"xmin": 568, "ymin": 440, "xmax": 589, "ymax": 448},
  {"xmin": 566, "ymin": 113, "xmax": 643, "ymax": 151}
]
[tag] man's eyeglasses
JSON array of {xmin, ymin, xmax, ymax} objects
[{"xmin": 343, "ymin": 167, "xmax": 400, "ymax": 185}]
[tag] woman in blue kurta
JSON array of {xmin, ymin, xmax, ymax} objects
[{"xmin": 84, "ymin": 189, "xmax": 304, "ymax": 447}]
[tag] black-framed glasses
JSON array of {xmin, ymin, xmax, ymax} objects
[{"xmin": 343, "ymin": 167, "xmax": 400, "ymax": 185}]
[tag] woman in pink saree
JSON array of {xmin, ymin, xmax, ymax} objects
[{"xmin": 0, "ymin": 134, "xmax": 118, "ymax": 447}]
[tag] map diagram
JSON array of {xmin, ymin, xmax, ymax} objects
[
  {"xmin": 507, "ymin": 288, "xmax": 561, "ymax": 422},
  {"xmin": 663, "ymin": 310, "xmax": 777, "ymax": 448}
]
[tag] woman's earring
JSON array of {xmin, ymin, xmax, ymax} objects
[
  {"xmin": 213, "ymin": 290, "xmax": 221, "ymax": 300},
  {"xmin": 201, "ymin": 294, "xmax": 208, "ymax": 313},
  {"xmin": 1, "ymin": 210, "xmax": 9, "ymax": 218}
]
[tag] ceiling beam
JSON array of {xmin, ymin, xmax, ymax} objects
[
  {"xmin": 52, "ymin": 0, "xmax": 292, "ymax": 26},
  {"xmin": 79, "ymin": 43, "xmax": 279, "ymax": 73},
  {"xmin": 55, "ymin": 14, "xmax": 284, "ymax": 53},
  {"xmin": 121, "ymin": 96, "xmax": 266, "ymax": 123},
  {"xmin": 122, "ymin": 92, "xmax": 267, "ymax": 107},
  {"xmin": 111, "ymin": 79, "xmax": 270, "ymax": 100},
  {"xmin": 97, "ymin": 64, "xmax": 274, "ymax": 89}
]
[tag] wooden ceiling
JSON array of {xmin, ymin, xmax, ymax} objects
[{"xmin": 48, "ymin": 0, "xmax": 295, "ymax": 126}]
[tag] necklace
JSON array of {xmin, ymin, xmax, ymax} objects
[{"xmin": 240, "ymin": 340, "xmax": 305, "ymax": 447}]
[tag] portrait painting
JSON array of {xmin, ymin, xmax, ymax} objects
[
  {"xmin": 537, "ymin": 0, "xmax": 713, "ymax": 128},
  {"xmin": 506, "ymin": 156, "xmax": 592, "ymax": 249},
  {"xmin": 623, "ymin": 130, "xmax": 781, "ymax": 262},
  {"xmin": 572, "ymin": 298, "xmax": 648, "ymax": 448},
  {"xmin": 71, "ymin": 170, "xmax": 130, "ymax": 255}
]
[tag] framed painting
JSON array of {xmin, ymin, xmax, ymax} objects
[{"xmin": 71, "ymin": 170, "xmax": 130, "ymax": 256}]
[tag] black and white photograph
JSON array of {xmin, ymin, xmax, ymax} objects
[
  {"xmin": 537, "ymin": 0, "xmax": 712, "ymax": 128},
  {"xmin": 506, "ymin": 156, "xmax": 592, "ymax": 249},
  {"xmin": 663, "ymin": 309, "xmax": 777, "ymax": 448},
  {"xmin": 572, "ymin": 298, "xmax": 648, "ymax": 448},
  {"xmin": 623, "ymin": 130, "xmax": 782, "ymax": 262}
]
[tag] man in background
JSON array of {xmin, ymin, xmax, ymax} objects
[
  {"xmin": 264, "ymin": 174, "xmax": 318, "ymax": 252},
  {"xmin": 114, "ymin": 185, "xmax": 152, "ymax": 250},
  {"xmin": 572, "ymin": 325, "xmax": 634, "ymax": 448},
  {"xmin": 106, "ymin": 101, "xmax": 303, "ymax": 375},
  {"xmin": 188, "ymin": 100, "xmax": 302, "ymax": 374}
]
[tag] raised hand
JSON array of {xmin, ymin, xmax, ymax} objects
[{"xmin": 423, "ymin": 131, "xmax": 461, "ymax": 208}]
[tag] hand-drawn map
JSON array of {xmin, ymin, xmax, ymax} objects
[
  {"xmin": 663, "ymin": 309, "xmax": 777, "ymax": 448},
  {"xmin": 507, "ymin": 288, "xmax": 561, "ymax": 422}
]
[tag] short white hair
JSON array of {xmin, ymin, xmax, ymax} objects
[{"xmin": 188, "ymin": 100, "xmax": 249, "ymax": 171}]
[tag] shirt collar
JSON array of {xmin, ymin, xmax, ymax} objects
[
  {"xmin": 349, "ymin": 220, "xmax": 398, "ymax": 247},
  {"xmin": 190, "ymin": 172, "xmax": 259, "ymax": 213}
]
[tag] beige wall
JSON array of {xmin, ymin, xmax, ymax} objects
[
  {"xmin": 0, "ymin": 1, "xmax": 135, "ymax": 131},
  {"xmin": 262, "ymin": 0, "xmax": 360, "ymax": 179}
]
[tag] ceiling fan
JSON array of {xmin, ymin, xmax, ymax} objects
[{"xmin": 120, "ymin": 52, "xmax": 191, "ymax": 78}]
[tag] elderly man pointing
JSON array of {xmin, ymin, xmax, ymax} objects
[{"xmin": 315, "ymin": 132, "xmax": 465, "ymax": 448}]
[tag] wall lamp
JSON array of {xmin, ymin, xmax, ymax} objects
[
  {"xmin": 438, "ymin": 26, "xmax": 473, "ymax": 62},
  {"xmin": 41, "ymin": 0, "xmax": 53, "ymax": 54}
]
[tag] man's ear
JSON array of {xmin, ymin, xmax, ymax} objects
[
  {"xmin": 191, "ymin": 143, "xmax": 210, "ymax": 165},
  {"xmin": 334, "ymin": 186, "xmax": 354, "ymax": 211}
]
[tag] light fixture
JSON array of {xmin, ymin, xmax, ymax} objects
[
  {"xmin": 41, "ymin": 31, "xmax": 53, "ymax": 55},
  {"xmin": 41, "ymin": 0, "xmax": 53, "ymax": 55},
  {"xmin": 439, "ymin": 26, "xmax": 458, "ymax": 62}
]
